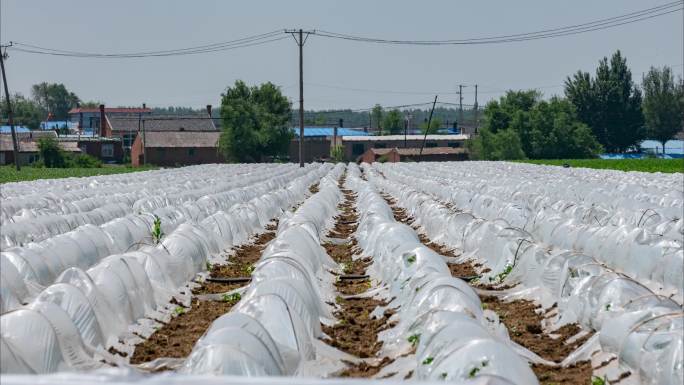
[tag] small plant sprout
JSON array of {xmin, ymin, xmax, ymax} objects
[
  {"xmin": 406, "ymin": 255, "xmax": 417, "ymax": 265},
  {"xmin": 495, "ymin": 263, "xmax": 514, "ymax": 282},
  {"xmin": 440, "ymin": 372, "xmax": 448, "ymax": 380},
  {"xmin": 422, "ymin": 357, "xmax": 434, "ymax": 365},
  {"xmin": 591, "ymin": 375, "xmax": 607, "ymax": 385},
  {"xmin": 468, "ymin": 367, "xmax": 480, "ymax": 378},
  {"xmin": 174, "ymin": 306, "xmax": 185, "ymax": 315},
  {"xmin": 481, "ymin": 303, "xmax": 488, "ymax": 310},
  {"xmin": 605, "ymin": 303, "xmax": 612, "ymax": 311},
  {"xmin": 407, "ymin": 333, "xmax": 420, "ymax": 347},
  {"xmin": 244, "ymin": 265, "xmax": 255, "ymax": 275},
  {"xmin": 221, "ymin": 292, "xmax": 242, "ymax": 303},
  {"xmin": 151, "ymin": 215, "xmax": 164, "ymax": 244},
  {"xmin": 205, "ymin": 261, "xmax": 212, "ymax": 270}
]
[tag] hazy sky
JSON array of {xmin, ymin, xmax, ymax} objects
[{"xmin": 1, "ymin": 0, "xmax": 682, "ymax": 111}]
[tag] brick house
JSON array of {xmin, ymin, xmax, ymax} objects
[
  {"xmin": 358, "ymin": 146, "xmax": 468, "ymax": 163},
  {"xmin": 0, "ymin": 132, "xmax": 82, "ymax": 166},
  {"xmin": 342, "ymin": 134, "xmax": 469, "ymax": 161},
  {"xmin": 130, "ymin": 131, "xmax": 223, "ymax": 167}
]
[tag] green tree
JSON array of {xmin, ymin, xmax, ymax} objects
[
  {"xmin": 31, "ymin": 82, "xmax": 80, "ymax": 120},
  {"xmin": 37, "ymin": 137, "xmax": 67, "ymax": 167},
  {"xmin": 382, "ymin": 109, "xmax": 403, "ymax": 135},
  {"xmin": 218, "ymin": 80, "xmax": 292, "ymax": 162},
  {"xmin": 1, "ymin": 93, "xmax": 44, "ymax": 130},
  {"xmin": 467, "ymin": 127, "xmax": 526, "ymax": 160},
  {"xmin": 642, "ymin": 66, "xmax": 683, "ymax": 154},
  {"xmin": 420, "ymin": 117, "xmax": 442, "ymax": 134},
  {"xmin": 371, "ymin": 104, "xmax": 384, "ymax": 133},
  {"xmin": 565, "ymin": 50, "xmax": 644, "ymax": 153}
]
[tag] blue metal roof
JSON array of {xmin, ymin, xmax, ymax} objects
[
  {"xmin": 291, "ymin": 127, "xmax": 369, "ymax": 137},
  {"xmin": 0, "ymin": 126, "xmax": 30, "ymax": 133},
  {"xmin": 40, "ymin": 121, "xmax": 73, "ymax": 130}
]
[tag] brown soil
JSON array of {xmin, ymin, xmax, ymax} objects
[
  {"xmin": 480, "ymin": 296, "xmax": 593, "ymax": 384},
  {"xmin": 129, "ymin": 297, "xmax": 240, "ymax": 365},
  {"xmin": 130, "ymin": 223, "xmax": 278, "ymax": 365},
  {"xmin": 321, "ymin": 172, "xmax": 398, "ymax": 378},
  {"xmin": 309, "ymin": 183, "xmax": 320, "ymax": 194},
  {"xmin": 382, "ymin": 190, "xmax": 594, "ymax": 385}
]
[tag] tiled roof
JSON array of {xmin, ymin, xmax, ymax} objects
[
  {"xmin": 68, "ymin": 107, "xmax": 152, "ymax": 114},
  {"xmin": 344, "ymin": 134, "xmax": 468, "ymax": 141},
  {"xmin": 291, "ymin": 127, "xmax": 369, "ymax": 137},
  {"xmin": 369, "ymin": 147, "xmax": 466, "ymax": 156},
  {"xmin": 0, "ymin": 135, "xmax": 81, "ymax": 153},
  {"xmin": 142, "ymin": 131, "xmax": 220, "ymax": 148},
  {"xmin": 108, "ymin": 115, "xmax": 216, "ymax": 132}
]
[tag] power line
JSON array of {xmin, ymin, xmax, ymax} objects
[
  {"xmin": 8, "ymin": 30, "xmax": 287, "ymax": 58},
  {"xmin": 315, "ymin": 2, "xmax": 682, "ymax": 45}
]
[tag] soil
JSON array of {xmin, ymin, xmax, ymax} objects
[
  {"xmin": 129, "ymin": 220, "xmax": 279, "ymax": 365},
  {"xmin": 320, "ymin": 172, "xmax": 398, "ymax": 378},
  {"xmin": 382, "ymin": 192, "xmax": 595, "ymax": 385},
  {"xmin": 129, "ymin": 297, "xmax": 240, "ymax": 365},
  {"xmin": 309, "ymin": 183, "xmax": 320, "ymax": 194}
]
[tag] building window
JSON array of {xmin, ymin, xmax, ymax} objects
[
  {"xmin": 101, "ymin": 143, "xmax": 114, "ymax": 157},
  {"xmin": 188, "ymin": 148, "xmax": 196, "ymax": 156},
  {"xmin": 352, "ymin": 143, "xmax": 364, "ymax": 155},
  {"xmin": 123, "ymin": 134, "xmax": 135, "ymax": 147},
  {"xmin": 426, "ymin": 142, "xmax": 438, "ymax": 148},
  {"xmin": 448, "ymin": 142, "xmax": 461, "ymax": 148},
  {"xmin": 373, "ymin": 143, "xmax": 387, "ymax": 149}
]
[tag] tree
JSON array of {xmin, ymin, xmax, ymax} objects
[
  {"xmin": 467, "ymin": 127, "xmax": 526, "ymax": 160},
  {"xmin": 642, "ymin": 66, "xmax": 683, "ymax": 154},
  {"xmin": 31, "ymin": 82, "xmax": 80, "ymax": 120},
  {"xmin": 382, "ymin": 109, "xmax": 403, "ymax": 135},
  {"xmin": 218, "ymin": 80, "xmax": 292, "ymax": 163},
  {"xmin": 420, "ymin": 117, "xmax": 442, "ymax": 134},
  {"xmin": 1, "ymin": 93, "xmax": 44, "ymax": 130},
  {"xmin": 37, "ymin": 137, "xmax": 67, "ymax": 167},
  {"xmin": 371, "ymin": 104, "xmax": 383, "ymax": 133},
  {"xmin": 480, "ymin": 91, "xmax": 602, "ymax": 159},
  {"xmin": 565, "ymin": 50, "xmax": 644, "ymax": 153}
]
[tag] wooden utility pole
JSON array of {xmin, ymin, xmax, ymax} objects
[
  {"xmin": 474, "ymin": 84, "xmax": 479, "ymax": 134},
  {"xmin": 419, "ymin": 95, "xmax": 439, "ymax": 161},
  {"xmin": 286, "ymin": 29, "xmax": 313, "ymax": 167},
  {"xmin": 0, "ymin": 45, "xmax": 20, "ymax": 171},
  {"xmin": 458, "ymin": 84, "xmax": 464, "ymax": 134}
]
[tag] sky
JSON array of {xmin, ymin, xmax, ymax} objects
[{"xmin": 1, "ymin": 0, "xmax": 682, "ymax": 111}]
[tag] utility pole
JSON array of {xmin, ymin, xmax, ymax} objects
[
  {"xmin": 473, "ymin": 84, "xmax": 479, "ymax": 134},
  {"xmin": 286, "ymin": 29, "xmax": 314, "ymax": 167},
  {"xmin": 458, "ymin": 84, "xmax": 464, "ymax": 135},
  {"xmin": 419, "ymin": 95, "xmax": 439, "ymax": 162},
  {"xmin": 0, "ymin": 44, "xmax": 20, "ymax": 171}
]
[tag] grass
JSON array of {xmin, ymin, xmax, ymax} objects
[
  {"xmin": 517, "ymin": 158, "xmax": 683, "ymax": 173},
  {"xmin": 0, "ymin": 165, "xmax": 158, "ymax": 184}
]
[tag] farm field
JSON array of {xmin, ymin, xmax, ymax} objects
[
  {"xmin": 0, "ymin": 165, "xmax": 158, "ymax": 184},
  {"xmin": 1, "ymin": 161, "xmax": 682, "ymax": 385},
  {"xmin": 518, "ymin": 158, "xmax": 684, "ymax": 173}
]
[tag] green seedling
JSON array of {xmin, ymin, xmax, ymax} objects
[
  {"xmin": 415, "ymin": 287, "xmax": 420, "ymax": 292},
  {"xmin": 335, "ymin": 295, "xmax": 343, "ymax": 303},
  {"xmin": 174, "ymin": 306, "xmax": 185, "ymax": 315},
  {"xmin": 569, "ymin": 268, "xmax": 579, "ymax": 278},
  {"xmin": 151, "ymin": 215, "xmax": 164, "ymax": 244},
  {"xmin": 406, "ymin": 255, "xmax": 416, "ymax": 265},
  {"xmin": 468, "ymin": 367, "xmax": 480, "ymax": 378},
  {"xmin": 591, "ymin": 376, "xmax": 607, "ymax": 385},
  {"xmin": 205, "ymin": 261, "xmax": 212, "ymax": 270},
  {"xmin": 244, "ymin": 265, "xmax": 255, "ymax": 275},
  {"xmin": 493, "ymin": 263, "xmax": 514, "ymax": 283},
  {"xmin": 440, "ymin": 372, "xmax": 448, "ymax": 380},
  {"xmin": 407, "ymin": 333, "xmax": 421, "ymax": 347},
  {"xmin": 481, "ymin": 303, "xmax": 488, "ymax": 310},
  {"xmin": 605, "ymin": 303, "xmax": 612, "ymax": 311},
  {"xmin": 422, "ymin": 357, "xmax": 434, "ymax": 365},
  {"xmin": 221, "ymin": 292, "xmax": 242, "ymax": 303}
]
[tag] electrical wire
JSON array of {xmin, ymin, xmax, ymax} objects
[
  {"xmin": 8, "ymin": 30, "xmax": 286, "ymax": 58},
  {"xmin": 315, "ymin": 2, "xmax": 682, "ymax": 45}
]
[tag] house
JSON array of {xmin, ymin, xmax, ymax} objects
[
  {"xmin": 108, "ymin": 110, "xmax": 217, "ymax": 150},
  {"xmin": 358, "ymin": 146, "xmax": 468, "ymax": 163},
  {"xmin": 342, "ymin": 134, "xmax": 469, "ymax": 161},
  {"xmin": 0, "ymin": 132, "xmax": 82, "ymax": 166},
  {"xmin": 0, "ymin": 125, "xmax": 30, "ymax": 134},
  {"xmin": 289, "ymin": 127, "xmax": 369, "ymax": 163},
  {"xmin": 58, "ymin": 136, "xmax": 125, "ymax": 163},
  {"xmin": 68, "ymin": 105, "xmax": 152, "ymax": 135},
  {"xmin": 130, "ymin": 131, "xmax": 223, "ymax": 167}
]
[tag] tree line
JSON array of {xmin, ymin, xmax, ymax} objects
[{"xmin": 469, "ymin": 51, "xmax": 683, "ymax": 160}]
